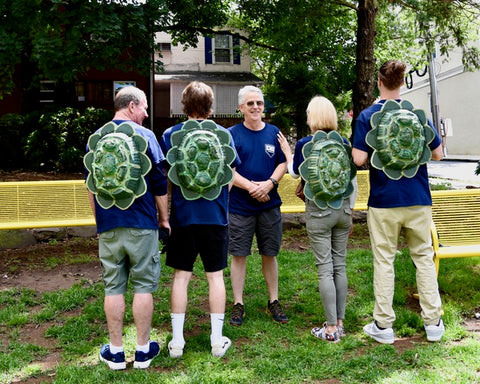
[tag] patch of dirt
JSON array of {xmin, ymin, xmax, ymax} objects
[
  {"xmin": 0, "ymin": 239, "xmax": 101, "ymax": 292},
  {"xmin": 0, "ymin": 170, "xmax": 84, "ymax": 182}
]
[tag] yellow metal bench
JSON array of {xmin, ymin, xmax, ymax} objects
[
  {"xmin": 430, "ymin": 189, "xmax": 480, "ymax": 275},
  {"xmin": 0, "ymin": 180, "xmax": 95, "ymax": 229},
  {"xmin": 0, "ymin": 172, "xmax": 369, "ymax": 229},
  {"xmin": 1, "ymin": 174, "xmax": 479, "ymax": 279},
  {"xmin": 278, "ymin": 171, "xmax": 480, "ymax": 275},
  {"xmin": 278, "ymin": 170, "xmax": 370, "ymax": 213}
]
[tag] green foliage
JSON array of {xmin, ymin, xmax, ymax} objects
[
  {"xmin": 23, "ymin": 107, "xmax": 111, "ymax": 172},
  {"xmin": 0, "ymin": 113, "xmax": 28, "ymax": 169}
]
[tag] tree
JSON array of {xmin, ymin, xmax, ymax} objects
[
  {"xmin": 226, "ymin": 0, "xmax": 480, "ymax": 140},
  {"xmin": 0, "ymin": 0, "xmax": 229, "ymax": 109}
]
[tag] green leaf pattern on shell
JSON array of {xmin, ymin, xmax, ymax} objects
[
  {"xmin": 366, "ymin": 99, "xmax": 435, "ymax": 180},
  {"xmin": 166, "ymin": 119, "xmax": 235, "ymax": 200},
  {"xmin": 299, "ymin": 130, "xmax": 357, "ymax": 210},
  {"xmin": 83, "ymin": 121, "xmax": 152, "ymax": 210}
]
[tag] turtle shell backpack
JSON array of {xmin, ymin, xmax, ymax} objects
[
  {"xmin": 166, "ymin": 119, "xmax": 236, "ymax": 200},
  {"xmin": 366, "ymin": 99, "xmax": 436, "ymax": 180},
  {"xmin": 84, "ymin": 121, "xmax": 152, "ymax": 210},
  {"xmin": 299, "ymin": 130, "xmax": 357, "ymax": 209}
]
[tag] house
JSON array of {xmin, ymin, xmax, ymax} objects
[
  {"xmin": 0, "ymin": 30, "xmax": 261, "ymax": 138},
  {"xmin": 153, "ymin": 31, "xmax": 263, "ymax": 133},
  {"xmin": 401, "ymin": 43, "xmax": 480, "ymax": 158}
]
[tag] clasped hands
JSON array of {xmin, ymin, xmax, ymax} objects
[{"xmin": 249, "ymin": 180, "xmax": 272, "ymax": 202}]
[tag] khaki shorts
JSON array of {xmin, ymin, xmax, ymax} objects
[{"xmin": 99, "ymin": 227, "xmax": 160, "ymax": 295}]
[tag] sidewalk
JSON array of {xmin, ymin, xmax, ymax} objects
[{"xmin": 428, "ymin": 159, "xmax": 480, "ymax": 189}]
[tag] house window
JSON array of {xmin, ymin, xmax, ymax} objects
[
  {"xmin": 159, "ymin": 43, "xmax": 171, "ymax": 51},
  {"xmin": 39, "ymin": 80, "xmax": 55, "ymax": 103},
  {"xmin": 214, "ymin": 34, "xmax": 231, "ymax": 63},
  {"xmin": 205, "ymin": 34, "xmax": 241, "ymax": 65}
]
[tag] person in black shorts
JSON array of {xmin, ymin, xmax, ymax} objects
[{"xmin": 160, "ymin": 81, "xmax": 240, "ymax": 357}]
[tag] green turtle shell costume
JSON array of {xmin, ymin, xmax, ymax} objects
[
  {"xmin": 84, "ymin": 121, "xmax": 152, "ymax": 210},
  {"xmin": 299, "ymin": 130, "xmax": 357, "ymax": 210},
  {"xmin": 366, "ymin": 99, "xmax": 436, "ymax": 180},
  {"xmin": 166, "ymin": 119, "xmax": 236, "ymax": 201}
]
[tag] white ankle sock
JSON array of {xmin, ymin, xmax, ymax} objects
[
  {"xmin": 136, "ymin": 342, "xmax": 149, "ymax": 353},
  {"xmin": 109, "ymin": 344, "xmax": 123, "ymax": 354},
  {"xmin": 171, "ymin": 313, "xmax": 186, "ymax": 346},
  {"xmin": 210, "ymin": 313, "xmax": 225, "ymax": 345}
]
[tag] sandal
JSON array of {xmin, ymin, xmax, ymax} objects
[{"xmin": 311, "ymin": 322, "xmax": 341, "ymax": 343}]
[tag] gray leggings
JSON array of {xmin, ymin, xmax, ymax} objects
[{"xmin": 305, "ymin": 199, "xmax": 352, "ymax": 325}]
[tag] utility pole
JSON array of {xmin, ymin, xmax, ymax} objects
[{"xmin": 428, "ymin": 52, "xmax": 441, "ymax": 137}]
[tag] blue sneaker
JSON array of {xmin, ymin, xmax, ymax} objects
[
  {"xmin": 99, "ymin": 344, "xmax": 126, "ymax": 370},
  {"xmin": 133, "ymin": 341, "xmax": 160, "ymax": 369}
]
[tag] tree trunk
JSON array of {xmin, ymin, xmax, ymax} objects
[{"xmin": 351, "ymin": 0, "xmax": 378, "ymax": 142}]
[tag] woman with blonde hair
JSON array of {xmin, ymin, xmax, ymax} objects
[{"xmin": 279, "ymin": 95, "xmax": 356, "ymax": 342}]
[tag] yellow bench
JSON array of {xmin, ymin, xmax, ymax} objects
[
  {"xmin": 1, "ymin": 174, "xmax": 479, "ymax": 279},
  {"xmin": 0, "ymin": 180, "xmax": 95, "ymax": 229},
  {"xmin": 430, "ymin": 189, "xmax": 480, "ymax": 275},
  {"xmin": 278, "ymin": 170, "xmax": 370, "ymax": 213},
  {"xmin": 278, "ymin": 171, "xmax": 480, "ymax": 275}
]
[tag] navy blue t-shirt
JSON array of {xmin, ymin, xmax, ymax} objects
[
  {"xmin": 228, "ymin": 122, "xmax": 286, "ymax": 215},
  {"xmin": 353, "ymin": 100, "xmax": 442, "ymax": 208},
  {"xmin": 88, "ymin": 120, "xmax": 168, "ymax": 233},
  {"xmin": 160, "ymin": 121, "xmax": 240, "ymax": 228}
]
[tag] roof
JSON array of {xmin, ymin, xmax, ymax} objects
[{"xmin": 155, "ymin": 71, "xmax": 263, "ymax": 84}]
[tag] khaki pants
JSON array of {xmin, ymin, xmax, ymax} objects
[{"xmin": 367, "ymin": 206, "xmax": 442, "ymax": 328}]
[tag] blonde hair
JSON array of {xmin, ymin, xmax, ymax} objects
[{"xmin": 306, "ymin": 96, "xmax": 338, "ymax": 133}]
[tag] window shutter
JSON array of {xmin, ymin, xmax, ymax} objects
[
  {"xmin": 205, "ymin": 36, "xmax": 213, "ymax": 64},
  {"xmin": 233, "ymin": 34, "xmax": 241, "ymax": 65}
]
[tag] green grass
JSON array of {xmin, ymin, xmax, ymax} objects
[{"xmin": 1, "ymin": 232, "xmax": 480, "ymax": 383}]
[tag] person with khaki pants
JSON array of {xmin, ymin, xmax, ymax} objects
[{"xmin": 352, "ymin": 59, "xmax": 445, "ymax": 344}]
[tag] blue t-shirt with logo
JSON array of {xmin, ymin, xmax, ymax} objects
[
  {"xmin": 353, "ymin": 100, "xmax": 442, "ymax": 208},
  {"xmin": 228, "ymin": 122, "xmax": 286, "ymax": 215},
  {"xmin": 160, "ymin": 121, "xmax": 240, "ymax": 228},
  {"xmin": 88, "ymin": 120, "xmax": 168, "ymax": 233}
]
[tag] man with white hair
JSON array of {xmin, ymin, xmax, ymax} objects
[{"xmin": 228, "ymin": 85, "xmax": 288, "ymax": 326}]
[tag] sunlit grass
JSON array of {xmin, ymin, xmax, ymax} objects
[{"xmin": 1, "ymin": 230, "xmax": 480, "ymax": 383}]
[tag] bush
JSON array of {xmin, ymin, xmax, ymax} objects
[
  {"xmin": 0, "ymin": 113, "xmax": 27, "ymax": 170},
  {"xmin": 23, "ymin": 107, "xmax": 111, "ymax": 172}
]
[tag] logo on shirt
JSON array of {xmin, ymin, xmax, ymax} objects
[{"xmin": 265, "ymin": 144, "xmax": 275, "ymax": 158}]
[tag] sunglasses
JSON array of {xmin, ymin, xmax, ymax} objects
[{"xmin": 245, "ymin": 100, "xmax": 264, "ymax": 107}]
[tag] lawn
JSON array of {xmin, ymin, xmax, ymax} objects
[{"xmin": 1, "ymin": 222, "xmax": 480, "ymax": 383}]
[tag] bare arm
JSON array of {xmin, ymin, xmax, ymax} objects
[
  {"xmin": 431, "ymin": 144, "xmax": 444, "ymax": 161},
  {"xmin": 277, "ymin": 132, "xmax": 300, "ymax": 178},
  {"xmin": 155, "ymin": 194, "xmax": 170, "ymax": 231},
  {"xmin": 352, "ymin": 148, "xmax": 368, "ymax": 167},
  {"xmin": 88, "ymin": 191, "xmax": 96, "ymax": 220}
]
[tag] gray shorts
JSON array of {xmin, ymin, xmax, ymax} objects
[
  {"xmin": 99, "ymin": 227, "xmax": 160, "ymax": 295},
  {"xmin": 229, "ymin": 207, "xmax": 282, "ymax": 257}
]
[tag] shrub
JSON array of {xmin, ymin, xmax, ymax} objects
[{"xmin": 23, "ymin": 107, "xmax": 111, "ymax": 172}]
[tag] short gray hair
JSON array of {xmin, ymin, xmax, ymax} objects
[
  {"xmin": 114, "ymin": 86, "xmax": 146, "ymax": 111},
  {"xmin": 238, "ymin": 85, "xmax": 263, "ymax": 105}
]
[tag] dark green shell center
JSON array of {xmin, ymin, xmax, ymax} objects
[
  {"xmin": 307, "ymin": 140, "xmax": 350, "ymax": 199},
  {"xmin": 176, "ymin": 130, "xmax": 225, "ymax": 192},
  {"xmin": 376, "ymin": 110, "xmax": 426, "ymax": 170}
]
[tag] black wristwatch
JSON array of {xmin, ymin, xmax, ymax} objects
[{"xmin": 269, "ymin": 177, "xmax": 278, "ymax": 188}]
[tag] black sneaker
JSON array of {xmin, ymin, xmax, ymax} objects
[
  {"xmin": 230, "ymin": 303, "xmax": 245, "ymax": 326},
  {"xmin": 133, "ymin": 341, "xmax": 160, "ymax": 369},
  {"xmin": 266, "ymin": 300, "xmax": 289, "ymax": 323},
  {"xmin": 99, "ymin": 344, "xmax": 126, "ymax": 370}
]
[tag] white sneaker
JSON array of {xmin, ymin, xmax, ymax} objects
[
  {"xmin": 168, "ymin": 340, "xmax": 184, "ymax": 358},
  {"xmin": 211, "ymin": 336, "xmax": 232, "ymax": 357},
  {"xmin": 425, "ymin": 319, "xmax": 445, "ymax": 342},
  {"xmin": 363, "ymin": 321, "xmax": 394, "ymax": 344}
]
